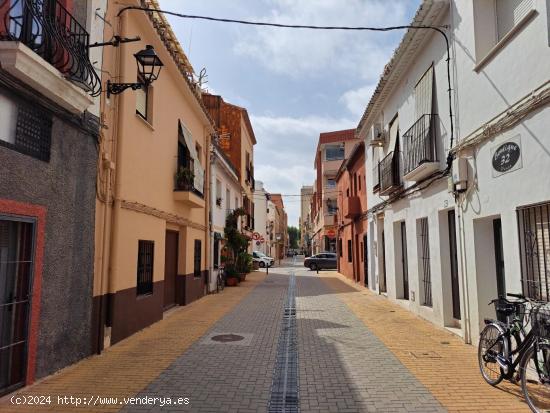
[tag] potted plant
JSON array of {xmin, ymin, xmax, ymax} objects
[
  {"xmin": 175, "ymin": 166, "xmax": 194, "ymax": 190},
  {"xmin": 224, "ymin": 264, "xmax": 239, "ymax": 287},
  {"xmin": 216, "ymin": 197, "xmax": 222, "ymax": 207},
  {"xmin": 236, "ymin": 252, "xmax": 253, "ymax": 281}
]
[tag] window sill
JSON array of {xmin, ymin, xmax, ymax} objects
[
  {"xmin": 136, "ymin": 113, "xmax": 154, "ymax": 131},
  {"xmin": 474, "ymin": 9, "xmax": 538, "ymax": 72}
]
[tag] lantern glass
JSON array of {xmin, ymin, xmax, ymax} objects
[{"xmin": 134, "ymin": 45, "xmax": 163, "ymax": 85}]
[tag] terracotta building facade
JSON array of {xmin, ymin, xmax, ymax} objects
[{"xmin": 336, "ymin": 142, "xmax": 368, "ymax": 286}]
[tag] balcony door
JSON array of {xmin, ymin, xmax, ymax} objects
[{"xmin": 0, "ymin": 218, "xmax": 35, "ymax": 396}]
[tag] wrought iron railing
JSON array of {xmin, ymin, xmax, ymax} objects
[
  {"xmin": 0, "ymin": 0, "xmax": 101, "ymax": 96},
  {"xmin": 174, "ymin": 167, "xmax": 204, "ymax": 198},
  {"xmin": 373, "ymin": 163, "xmax": 380, "ymax": 191},
  {"xmin": 402, "ymin": 114, "xmax": 438, "ymax": 176},
  {"xmin": 379, "ymin": 151, "xmax": 401, "ymax": 193}
]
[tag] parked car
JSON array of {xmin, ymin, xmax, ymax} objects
[
  {"xmin": 304, "ymin": 253, "xmax": 337, "ymax": 271},
  {"xmin": 252, "ymin": 251, "xmax": 274, "ymax": 268}
]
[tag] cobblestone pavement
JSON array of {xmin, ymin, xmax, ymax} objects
[{"xmin": 1, "ymin": 259, "xmax": 531, "ymax": 412}]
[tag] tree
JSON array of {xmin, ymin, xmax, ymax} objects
[
  {"xmin": 224, "ymin": 208, "xmax": 252, "ymax": 274},
  {"xmin": 288, "ymin": 226, "xmax": 300, "ymax": 249}
]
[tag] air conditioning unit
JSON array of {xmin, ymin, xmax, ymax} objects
[{"xmin": 369, "ymin": 123, "xmax": 386, "ymax": 146}]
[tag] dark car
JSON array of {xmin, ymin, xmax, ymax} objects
[{"xmin": 304, "ymin": 253, "xmax": 337, "ymax": 271}]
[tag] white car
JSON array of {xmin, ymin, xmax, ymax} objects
[{"xmin": 252, "ymin": 251, "xmax": 274, "ymax": 268}]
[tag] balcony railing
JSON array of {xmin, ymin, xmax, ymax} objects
[
  {"xmin": 373, "ymin": 163, "xmax": 380, "ymax": 192},
  {"xmin": 0, "ymin": 0, "xmax": 101, "ymax": 96},
  {"xmin": 379, "ymin": 151, "xmax": 401, "ymax": 195},
  {"xmin": 402, "ymin": 114, "xmax": 439, "ymax": 179}
]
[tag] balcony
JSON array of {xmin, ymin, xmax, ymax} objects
[
  {"xmin": 173, "ymin": 168, "xmax": 204, "ymax": 208},
  {"xmin": 343, "ymin": 196, "xmax": 362, "ymax": 219},
  {"xmin": 373, "ymin": 163, "xmax": 380, "ymax": 193},
  {"xmin": 403, "ymin": 114, "xmax": 440, "ymax": 182},
  {"xmin": 0, "ymin": 0, "xmax": 101, "ymax": 113},
  {"xmin": 379, "ymin": 151, "xmax": 401, "ymax": 196}
]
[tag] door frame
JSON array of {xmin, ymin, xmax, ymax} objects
[
  {"xmin": 448, "ymin": 210, "xmax": 461, "ymax": 320},
  {"xmin": 493, "ymin": 218, "xmax": 506, "ymax": 298}
]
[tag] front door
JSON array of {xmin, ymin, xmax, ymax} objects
[
  {"xmin": 163, "ymin": 231, "xmax": 178, "ymax": 309},
  {"xmin": 493, "ymin": 219, "xmax": 506, "ymax": 298},
  {"xmin": 401, "ymin": 222, "xmax": 409, "ymax": 300},
  {"xmin": 0, "ymin": 218, "xmax": 34, "ymax": 396},
  {"xmin": 380, "ymin": 230, "xmax": 387, "ymax": 293},
  {"xmin": 448, "ymin": 210, "xmax": 461, "ymax": 320},
  {"xmin": 363, "ymin": 234, "xmax": 369, "ymax": 287}
]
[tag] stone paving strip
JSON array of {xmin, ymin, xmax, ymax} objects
[
  {"xmin": 124, "ymin": 272, "xmax": 290, "ymax": 413},
  {"xmin": 295, "ymin": 270, "xmax": 445, "ymax": 413},
  {"xmin": 0, "ymin": 271, "xmax": 266, "ymax": 413},
  {"xmin": 320, "ymin": 270, "xmax": 530, "ymax": 413}
]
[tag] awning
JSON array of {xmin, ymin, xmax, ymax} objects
[{"xmin": 179, "ymin": 120, "xmax": 205, "ymax": 194}]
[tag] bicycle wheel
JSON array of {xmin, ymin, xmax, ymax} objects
[
  {"xmin": 478, "ymin": 323, "xmax": 507, "ymax": 385},
  {"xmin": 520, "ymin": 342, "xmax": 550, "ymax": 412}
]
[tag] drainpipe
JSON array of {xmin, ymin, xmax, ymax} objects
[
  {"xmin": 204, "ymin": 127, "xmax": 211, "ymax": 295},
  {"xmin": 208, "ymin": 147, "xmax": 215, "ymax": 294},
  {"xmin": 457, "ymin": 199, "xmax": 472, "ymax": 344}
]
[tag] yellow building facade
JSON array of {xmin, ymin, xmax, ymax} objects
[{"xmin": 92, "ymin": 0, "xmax": 215, "ymax": 352}]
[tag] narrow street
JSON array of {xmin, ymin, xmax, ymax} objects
[{"xmin": 1, "ymin": 258, "xmax": 528, "ymax": 412}]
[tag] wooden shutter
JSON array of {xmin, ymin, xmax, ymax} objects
[{"xmin": 415, "ymin": 65, "xmax": 434, "ymax": 118}]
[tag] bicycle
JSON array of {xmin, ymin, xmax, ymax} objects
[
  {"xmin": 478, "ymin": 293, "xmax": 550, "ymax": 412},
  {"xmin": 216, "ymin": 266, "xmax": 225, "ymax": 293}
]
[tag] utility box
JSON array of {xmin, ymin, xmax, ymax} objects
[{"xmin": 452, "ymin": 157, "xmax": 468, "ymax": 192}]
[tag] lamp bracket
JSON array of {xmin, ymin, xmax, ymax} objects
[{"xmin": 106, "ymin": 80, "xmax": 144, "ymax": 97}]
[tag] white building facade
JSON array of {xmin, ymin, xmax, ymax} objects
[
  {"xmin": 359, "ymin": 0, "xmax": 550, "ymax": 343},
  {"xmin": 209, "ymin": 144, "xmax": 241, "ymax": 293},
  {"xmin": 253, "ymin": 181, "xmax": 270, "ymax": 254}
]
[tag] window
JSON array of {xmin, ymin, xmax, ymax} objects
[
  {"xmin": 473, "ymin": 0, "xmax": 534, "ymax": 63},
  {"xmin": 338, "ymin": 238, "xmax": 343, "ymax": 257},
  {"xmin": 215, "ymin": 179, "xmax": 222, "ymax": 205},
  {"xmin": 518, "ymin": 202, "xmax": 550, "ymax": 301},
  {"xmin": 0, "ymin": 91, "xmax": 52, "ymax": 162},
  {"xmin": 136, "ymin": 76, "xmax": 149, "ymax": 120},
  {"xmin": 226, "ymin": 188, "xmax": 231, "ymax": 209},
  {"xmin": 325, "ymin": 145, "xmax": 344, "ymax": 161},
  {"xmin": 347, "ymin": 239, "xmax": 352, "ymax": 262},
  {"xmin": 194, "ymin": 239, "xmax": 202, "ymax": 278},
  {"xmin": 415, "ymin": 65, "xmax": 434, "ymax": 118},
  {"xmin": 326, "ymin": 178, "xmax": 336, "ymax": 188},
  {"xmin": 353, "ymin": 174, "xmax": 358, "ymax": 195},
  {"xmin": 137, "ymin": 240, "xmax": 154, "ymax": 295},
  {"xmin": 327, "ymin": 199, "xmax": 337, "ymax": 215},
  {"xmin": 417, "ymin": 218, "xmax": 432, "ymax": 307}
]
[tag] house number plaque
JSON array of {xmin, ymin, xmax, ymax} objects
[{"xmin": 491, "ymin": 135, "xmax": 522, "ymax": 177}]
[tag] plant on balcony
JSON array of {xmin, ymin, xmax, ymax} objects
[
  {"xmin": 175, "ymin": 166, "xmax": 194, "ymax": 190},
  {"xmin": 216, "ymin": 197, "xmax": 222, "ymax": 206}
]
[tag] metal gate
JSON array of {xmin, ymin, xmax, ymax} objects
[
  {"xmin": 0, "ymin": 218, "xmax": 35, "ymax": 396},
  {"xmin": 517, "ymin": 202, "xmax": 550, "ymax": 301}
]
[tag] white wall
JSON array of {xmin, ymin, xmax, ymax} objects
[{"xmin": 253, "ymin": 181, "xmax": 269, "ymax": 254}]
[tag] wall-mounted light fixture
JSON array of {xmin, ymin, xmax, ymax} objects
[{"xmin": 106, "ymin": 45, "xmax": 164, "ymax": 97}]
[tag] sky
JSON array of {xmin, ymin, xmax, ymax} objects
[{"xmin": 158, "ymin": 0, "xmax": 421, "ymax": 227}]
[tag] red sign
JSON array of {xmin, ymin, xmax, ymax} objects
[
  {"xmin": 260, "ymin": 236, "xmax": 265, "ymax": 244},
  {"xmin": 252, "ymin": 232, "xmax": 260, "ymax": 241},
  {"xmin": 326, "ymin": 229, "xmax": 336, "ymax": 238}
]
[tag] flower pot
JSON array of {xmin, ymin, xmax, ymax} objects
[{"xmin": 226, "ymin": 277, "xmax": 238, "ymax": 287}]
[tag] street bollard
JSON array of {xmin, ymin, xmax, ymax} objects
[
  {"xmin": 316, "ymin": 266, "xmax": 319, "ymax": 275},
  {"xmin": 266, "ymin": 264, "xmax": 269, "ymax": 275}
]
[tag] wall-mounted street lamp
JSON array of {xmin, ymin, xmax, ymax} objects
[{"xmin": 107, "ymin": 45, "xmax": 164, "ymax": 97}]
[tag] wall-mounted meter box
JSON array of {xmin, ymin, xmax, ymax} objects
[{"xmin": 452, "ymin": 157, "xmax": 468, "ymax": 192}]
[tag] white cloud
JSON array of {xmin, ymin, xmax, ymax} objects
[
  {"xmin": 340, "ymin": 84, "xmax": 375, "ymax": 117},
  {"xmin": 234, "ymin": 0, "xmax": 409, "ymax": 79},
  {"xmin": 251, "ymin": 114, "xmax": 355, "ymax": 225}
]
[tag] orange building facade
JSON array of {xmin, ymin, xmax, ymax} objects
[{"xmin": 336, "ymin": 142, "xmax": 368, "ymax": 286}]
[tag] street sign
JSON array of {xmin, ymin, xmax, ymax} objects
[
  {"xmin": 252, "ymin": 232, "xmax": 260, "ymax": 240},
  {"xmin": 326, "ymin": 229, "xmax": 336, "ymax": 238}
]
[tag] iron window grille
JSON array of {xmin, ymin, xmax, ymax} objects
[
  {"xmin": 194, "ymin": 239, "xmax": 201, "ymax": 278},
  {"xmin": 347, "ymin": 239, "xmax": 352, "ymax": 262},
  {"xmin": 0, "ymin": 0, "xmax": 101, "ymax": 96},
  {"xmin": 136, "ymin": 240, "xmax": 154, "ymax": 296},
  {"xmin": 0, "ymin": 93, "xmax": 52, "ymax": 162},
  {"xmin": 418, "ymin": 217, "xmax": 433, "ymax": 307},
  {"xmin": 0, "ymin": 217, "xmax": 35, "ymax": 396},
  {"xmin": 518, "ymin": 202, "xmax": 550, "ymax": 301},
  {"xmin": 403, "ymin": 114, "xmax": 438, "ymax": 175}
]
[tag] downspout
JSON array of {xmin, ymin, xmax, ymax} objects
[
  {"xmin": 204, "ymin": 127, "xmax": 211, "ymax": 295},
  {"xmin": 208, "ymin": 144, "xmax": 215, "ymax": 294}
]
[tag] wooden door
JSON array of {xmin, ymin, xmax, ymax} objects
[{"xmin": 163, "ymin": 231, "xmax": 178, "ymax": 309}]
